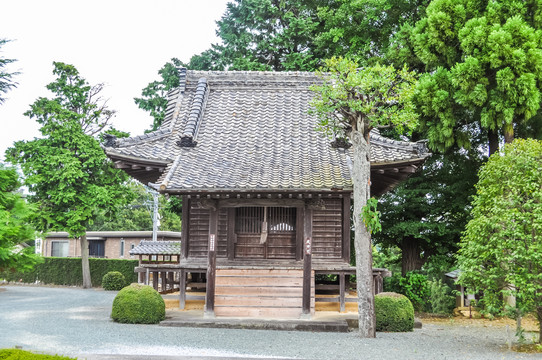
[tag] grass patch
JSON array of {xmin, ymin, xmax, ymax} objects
[{"xmin": 0, "ymin": 348, "xmax": 75, "ymax": 359}]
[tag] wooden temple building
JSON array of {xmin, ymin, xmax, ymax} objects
[{"xmin": 106, "ymin": 70, "xmax": 429, "ymax": 318}]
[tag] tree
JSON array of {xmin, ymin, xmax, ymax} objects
[
  {"xmin": 134, "ymin": 58, "xmax": 185, "ymax": 132},
  {"xmin": 89, "ymin": 181, "xmax": 181, "ymax": 232},
  {"xmin": 0, "ymin": 39, "xmax": 19, "ymax": 105},
  {"xmin": 311, "ymin": 57, "xmax": 418, "ymax": 337},
  {"xmin": 457, "ymin": 139, "xmax": 542, "ymax": 343},
  {"xmin": 0, "ymin": 164, "xmax": 40, "ymax": 272},
  {"xmin": 316, "ymin": 0, "xmax": 430, "ymax": 64},
  {"xmin": 200, "ymin": 0, "xmax": 324, "ymax": 72},
  {"xmin": 410, "ymin": 0, "xmax": 542, "ymax": 155},
  {"xmin": 6, "ymin": 62, "xmax": 130, "ymax": 288},
  {"xmin": 374, "ymin": 149, "xmax": 482, "ymax": 275}
]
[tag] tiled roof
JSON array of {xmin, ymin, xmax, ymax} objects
[
  {"xmin": 105, "ymin": 70, "xmax": 429, "ymax": 193},
  {"xmin": 129, "ymin": 240, "xmax": 181, "ymax": 255}
]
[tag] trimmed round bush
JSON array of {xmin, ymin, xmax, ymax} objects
[
  {"xmin": 102, "ymin": 271, "xmax": 126, "ymax": 291},
  {"xmin": 111, "ymin": 284, "xmax": 165, "ymax": 324},
  {"xmin": 375, "ymin": 292, "xmax": 414, "ymax": 332}
]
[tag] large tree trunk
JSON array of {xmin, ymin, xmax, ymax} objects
[
  {"xmin": 351, "ymin": 130, "xmax": 376, "ymax": 338},
  {"xmin": 488, "ymin": 129, "xmax": 499, "ymax": 156},
  {"xmin": 503, "ymin": 123, "xmax": 514, "ymax": 144},
  {"xmin": 80, "ymin": 234, "xmax": 92, "ymax": 288},
  {"xmin": 401, "ymin": 238, "xmax": 425, "ymax": 276},
  {"xmin": 537, "ymin": 306, "xmax": 542, "ymax": 344}
]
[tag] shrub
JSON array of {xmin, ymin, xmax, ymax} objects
[
  {"xmin": 375, "ymin": 292, "xmax": 415, "ymax": 332},
  {"xmin": 102, "ymin": 271, "xmax": 126, "ymax": 291},
  {"xmin": 429, "ymin": 279, "xmax": 456, "ymax": 315},
  {"xmin": 0, "ymin": 258, "xmax": 138, "ymax": 287},
  {"xmin": 384, "ymin": 271, "xmax": 430, "ymax": 311},
  {"xmin": 0, "ymin": 349, "xmax": 75, "ymax": 359},
  {"xmin": 111, "ymin": 284, "xmax": 165, "ymax": 324}
]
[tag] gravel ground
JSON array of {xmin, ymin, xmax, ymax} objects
[{"xmin": 0, "ymin": 285, "xmax": 539, "ymax": 360}]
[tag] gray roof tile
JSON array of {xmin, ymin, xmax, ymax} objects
[
  {"xmin": 106, "ymin": 70, "xmax": 429, "ymax": 192},
  {"xmin": 129, "ymin": 240, "xmax": 181, "ymax": 255}
]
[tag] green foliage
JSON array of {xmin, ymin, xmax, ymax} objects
[
  {"xmin": 372, "ymin": 245, "xmax": 401, "ymax": 276},
  {"xmin": 410, "ymin": 0, "xmax": 542, "ymax": 152},
  {"xmin": 311, "ymin": 57, "xmax": 418, "ymax": 138},
  {"xmin": 0, "ymin": 39, "xmax": 19, "ymax": 105},
  {"xmin": 317, "ymin": 0, "xmax": 430, "ymax": 65},
  {"xmin": 102, "ymin": 271, "xmax": 126, "ymax": 291},
  {"xmin": 111, "ymin": 284, "xmax": 165, "ymax": 324},
  {"xmin": 373, "ymin": 149, "xmax": 482, "ymax": 275},
  {"xmin": 89, "ymin": 181, "xmax": 181, "ymax": 232},
  {"xmin": 385, "ymin": 272, "xmax": 430, "ymax": 312},
  {"xmin": 361, "ymin": 198, "xmax": 381, "ymax": 234},
  {"xmin": 0, "ymin": 258, "xmax": 138, "ymax": 286},
  {"xmin": 429, "ymin": 279, "xmax": 455, "ymax": 315},
  {"xmin": 375, "ymin": 292, "xmax": 415, "ymax": 332},
  {"xmin": 134, "ymin": 58, "xmax": 184, "ymax": 132},
  {"xmin": 457, "ymin": 139, "xmax": 542, "ymax": 334},
  {"xmin": 5, "ymin": 62, "xmax": 130, "ymax": 239},
  {"xmin": 0, "ymin": 164, "xmax": 41, "ymax": 272},
  {"xmin": 0, "ymin": 349, "xmax": 75, "ymax": 359},
  {"xmin": 196, "ymin": 0, "xmax": 323, "ymax": 72}
]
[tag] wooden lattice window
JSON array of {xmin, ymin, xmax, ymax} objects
[
  {"xmin": 268, "ymin": 207, "xmax": 296, "ymax": 233},
  {"xmin": 235, "ymin": 207, "xmax": 264, "ymax": 234},
  {"xmin": 235, "ymin": 207, "xmax": 296, "ymax": 234}
]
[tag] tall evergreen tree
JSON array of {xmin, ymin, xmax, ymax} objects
[
  {"xmin": 0, "ymin": 39, "xmax": 19, "ymax": 105},
  {"xmin": 409, "ymin": 0, "xmax": 542, "ymax": 155},
  {"xmin": 6, "ymin": 62, "xmax": 130, "ymax": 288},
  {"xmin": 374, "ymin": 149, "xmax": 482, "ymax": 275}
]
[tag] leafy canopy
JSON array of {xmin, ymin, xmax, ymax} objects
[
  {"xmin": 374, "ymin": 149, "xmax": 482, "ymax": 275},
  {"xmin": 89, "ymin": 181, "xmax": 181, "ymax": 232},
  {"xmin": 457, "ymin": 139, "xmax": 542, "ymax": 335},
  {"xmin": 411, "ymin": 0, "xmax": 542, "ymax": 152},
  {"xmin": 0, "ymin": 164, "xmax": 41, "ymax": 272},
  {"xmin": 310, "ymin": 57, "xmax": 418, "ymax": 137},
  {"xmin": 134, "ymin": 58, "xmax": 184, "ymax": 132},
  {"xmin": 6, "ymin": 62, "xmax": 130, "ymax": 238}
]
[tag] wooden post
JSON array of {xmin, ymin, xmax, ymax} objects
[
  {"xmin": 227, "ymin": 208, "xmax": 235, "ymax": 260},
  {"xmin": 302, "ymin": 207, "xmax": 313, "ymax": 317},
  {"xmin": 139, "ymin": 255, "xmax": 144, "ymax": 283},
  {"xmin": 168, "ymin": 272, "xmax": 174, "ymax": 291},
  {"xmin": 152, "ymin": 271, "xmax": 158, "ymax": 290},
  {"xmin": 179, "ymin": 269, "xmax": 186, "ymax": 309},
  {"xmin": 342, "ymin": 196, "xmax": 351, "ymax": 262},
  {"xmin": 339, "ymin": 272, "xmax": 346, "ymax": 312},
  {"xmin": 181, "ymin": 196, "xmax": 189, "ymax": 259},
  {"xmin": 205, "ymin": 206, "xmax": 218, "ymax": 317},
  {"xmin": 145, "ymin": 268, "xmax": 150, "ymax": 285},
  {"xmin": 296, "ymin": 206, "xmax": 304, "ymax": 261},
  {"xmin": 161, "ymin": 271, "xmax": 167, "ymax": 292}
]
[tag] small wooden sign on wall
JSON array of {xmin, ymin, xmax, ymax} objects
[
  {"xmin": 209, "ymin": 234, "xmax": 216, "ymax": 251},
  {"xmin": 305, "ymin": 237, "xmax": 311, "ymax": 255}
]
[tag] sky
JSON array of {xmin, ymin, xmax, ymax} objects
[{"xmin": 0, "ymin": 0, "xmax": 230, "ymax": 161}]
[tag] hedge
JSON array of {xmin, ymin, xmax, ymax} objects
[{"xmin": 0, "ymin": 257, "xmax": 138, "ymax": 287}]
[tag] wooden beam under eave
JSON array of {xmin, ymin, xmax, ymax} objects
[
  {"xmin": 114, "ymin": 161, "xmax": 130, "ymax": 169},
  {"xmin": 399, "ymin": 166, "xmax": 417, "ymax": 174}
]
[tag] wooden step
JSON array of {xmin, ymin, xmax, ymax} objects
[{"xmin": 214, "ymin": 268, "xmax": 314, "ymax": 318}]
